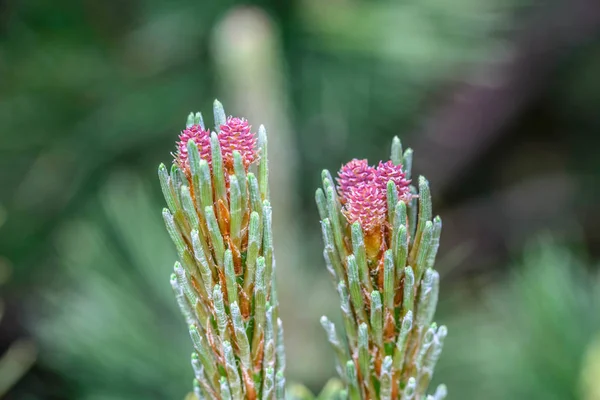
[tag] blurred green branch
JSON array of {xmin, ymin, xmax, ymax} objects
[
  {"xmin": 435, "ymin": 238, "xmax": 600, "ymax": 400},
  {"xmin": 0, "ymin": 260, "xmax": 36, "ymax": 397}
]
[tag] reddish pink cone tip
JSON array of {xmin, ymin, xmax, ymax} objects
[
  {"xmin": 343, "ymin": 183, "xmax": 386, "ymax": 233},
  {"xmin": 219, "ymin": 117, "xmax": 258, "ymax": 169},
  {"xmin": 375, "ymin": 160, "xmax": 411, "ymax": 201},
  {"xmin": 176, "ymin": 125, "xmax": 211, "ymax": 169},
  {"xmin": 337, "ymin": 159, "xmax": 412, "ymax": 231},
  {"xmin": 175, "ymin": 117, "xmax": 259, "ymax": 172},
  {"xmin": 336, "ymin": 159, "xmax": 376, "ymax": 202}
]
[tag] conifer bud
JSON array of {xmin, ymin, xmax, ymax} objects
[
  {"xmin": 160, "ymin": 100, "xmax": 285, "ymax": 399},
  {"xmin": 317, "ymin": 136, "xmax": 447, "ymax": 399}
]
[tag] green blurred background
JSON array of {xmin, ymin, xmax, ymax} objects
[{"xmin": 1, "ymin": 0, "xmax": 600, "ymax": 399}]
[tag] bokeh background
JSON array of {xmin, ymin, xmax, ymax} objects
[{"xmin": 1, "ymin": 0, "xmax": 600, "ymax": 399}]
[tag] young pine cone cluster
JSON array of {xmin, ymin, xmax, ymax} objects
[
  {"xmin": 160, "ymin": 100, "xmax": 285, "ymax": 400},
  {"xmin": 159, "ymin": 99, "xmax": 447, "ymax": 400},
  {"xmin": 316, "ymin": 137, "xmax": 447, "ymax": 400}
]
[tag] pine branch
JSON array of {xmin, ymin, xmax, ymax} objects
[
  {"xmin": 317, "ymin": 137, "xmax": 447, "ymax": 399},
  {"xmin": 160, "ymin": 100, "xmax": 285, "ymax": 399}
]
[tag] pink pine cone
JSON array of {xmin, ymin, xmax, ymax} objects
[
  {"xmin": 219, "ymin": 117, "xmax": 258, "ymax": 169},
  {"xmin": 375, "ymin": 160, "xmax": 411, "ymax": 202},
  {"xmin": 343, "ymin": 183, "xmax": 386, "ymax": 233},
  {"xmin": 336, "ymin": 159, "xmax": 376, "ymax": 202},
  {"xmin": 176, "ymin": 124, "xmax": 211, "ymax": 170},
  {"xmin": 336, "ymin": 159, "xmax": 412, "ymax": 232}
]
